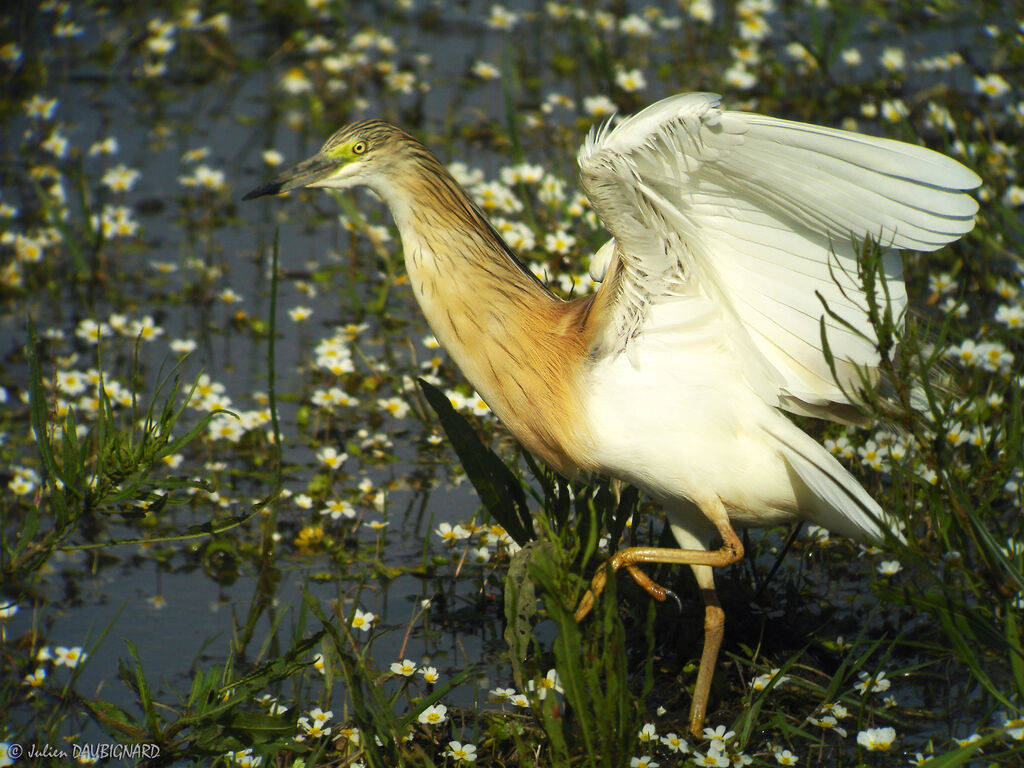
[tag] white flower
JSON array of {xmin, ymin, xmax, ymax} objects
[
  {"xmin": 279, "ymin": 67, "xmax": 312, "ymax": 94},
  {"xmin": 583, "ymin": 95, "xmax": 617, "ymax": 117},
  {"xmin": 489, "ymin": 686, "xmax": 516, "ymax": 703},
  {"xmin": 24, "ymin": 94, "xmax": 58, "ymax": 119},
  {"xmin": 321, "ymin": 499, "xmax": 355, "ymax": 520},
  {"xmin": 638, "ymin": 722, "xmax": 657, "ymax": 742},
  {"xmin": 857, "ymin": 440, "xmax": 888, "ymax": 470},
  {"xmin": 854, "ymin": 670, "xmax": 891, "ymax": 694},
  {"xmin": 660, "ymin": 732, "xmax": 689, "ymax": 753},
  {"xmin": 876, "ymin": 560, "xmax": 902, "ymax": 576},
  {"xmin": 702, "ymin": 725, "xmax": 735, "ymax": 752},
  {"xmin": 1004, "ymin": 718, "xmax": 1024, "ymax": 741},
  {"xmin": 619, "ymin": 14, "xmax": 652, "ymax": 37},
  {"xmin": 544, "ymin": 230, "xmax": 576, "ymax": 255},
  {"xmin": 472, "ymin": 59, "xmax": 501, "ymax": 80},
  {"xmin": 350, "ymin": 608, "xmax": 376, "ymax": 632},
  {"xmin": 316, "ymin": 446, "xmax": 348, "ymax": 470},
  {"xmin": 54, "ymin": 646, "xmax": 87, "ymax": 668},
  {"xmin": 417, "ymin": 703, "xmax": 447, "ymax": 725},
  {"xmin": 261, "ymin": 149, "xmax": 284, "ymax": 166},
  {"xmin": 614, "ymin": 68, "xmax": 646, "ymax": 92},
  {"xmin": 225, "ymin": 747, "xmax": 263, "ymax": 767},
  {"xmin": 101, "ymin": 164, "xmax": 141, "ymax": 192},
  {"xmin": 775, "ymin": 749, "xmax": 798, "ymax": 765},
  {"xmin": 821, "ymin": 701, "xmax": 849, "ymax": 719},
  {"xmin": 41, "ymin": 130, "xmax": 69, "ymax": 157},
  {"xmin": 724, "ymin": 63, "xmax": 757, "ymax": 89},
  {"xmin": 1002, "ymin": 185, "xmax": 1024, "ymax": 207},
  {"xmin": 808, "ymin": 714, "xmax": 847, "ymax": 738},
  {"xmin": 975, "ymin": 73, "xmax": 1011, "ymax": 98},
  {"xmin": 193, "ymin": 164, "xmax": 227, "ymax": 190},
  {"xmin": 880, "ymin": 99, "xmax": 908, "ymax": 123},
  {"xmin": 128, "ymin": 316, "xmax": 163, "ymax": 341},
  {"xmin": 309, "ymin": 707, "xmax": 333, "ymax": 724},
  {"xmin": 486, "ymin": 4, "xmax": 518, "ymax": 30},
  {"xmin": 692, "ymin": 749, "xmax": 729, "ymax": 767},
  {"xmin": 994, "ymin": 304, "xmax": 1024, "ymax": 329},
  {"xmin": 378, "ymin": 397, "xmax": 410, "ymax": 418},
  {"xmin": 75, "ymin": 319, "xmax": 112, "ymax": 344},
  {"xmin": 841, "ymin": 48, "xmax": 862, "ymax": 66},
  {"xmin": 879, "ymin": 47, "xmax": 905, "ymax": 71},
  {"xmin": 9, "ymin": 475, "xmax": 34, "ymax": 495},
  {"xmin": 24, "ymin": 667, "xmax": 47, "ymax": 687},
  {"xmin": 751, "ymin": 667, "xmax": 789, "ymax": 691},
  {"xmin": 436, "ymin": 522, "xmax": 472, "ymax": 543},
  {"xmin": 446, "ymin": 740, "xmax": 477, "ymax": 762},
  {"xmin": 527, "ymin": 668, "xmax": 563, "ymax": 700},
  {"xmin": 737, "ymin": 13, "xmax": 770, "ymax": 42},
  {"xmin": 296, "ymin": 715, "xmax": 330, "ymax": 738},
  {"xmin": 688, "ymin": 0, "xmax": 714, "ymax": 22},
  {"xmin": 335, "ymin": 725, "xmax": 360, "ymax": 745},
  {"xmin": 856, "ymin": 726, "xmax": 896, "ymax": 751}
]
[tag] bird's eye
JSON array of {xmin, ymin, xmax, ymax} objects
[{"xmin": 352, "ymin": 141, "xmax": 367, "ymax": 155}]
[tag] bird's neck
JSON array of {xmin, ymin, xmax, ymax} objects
[{"xmin": 372, "ymin": 159, "xmax": 600, "ymax": 476}]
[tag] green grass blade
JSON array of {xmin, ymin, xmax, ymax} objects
[{"xmin": 417, "ymin": 377, "xmax": 534, "ymax": 544}]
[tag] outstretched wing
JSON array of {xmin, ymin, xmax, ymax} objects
[{"xmin": 577, "ymin": 92, "xmax": 980, "ymax": 419}]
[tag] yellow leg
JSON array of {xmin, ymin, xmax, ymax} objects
[
  {"xmin": 573, "ymin": 495, "xmax": 743, "ymax": 737},
  {"xmin": 688, "ymin": 582, "xmax": 724, "ymax": 737}
]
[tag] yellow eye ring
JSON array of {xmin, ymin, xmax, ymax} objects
[{"xmin": 352, "ymin": 141, "xmax": 367, "ymax": 155}]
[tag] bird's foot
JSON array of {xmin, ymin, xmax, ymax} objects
[{"xmin": 574, "ymin": 558, "xmax": 681, "ymax": 623}]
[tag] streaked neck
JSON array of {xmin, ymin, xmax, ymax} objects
[{"xmin": 372, "ymin": 151, "xmax": 599, "ymax": 475}]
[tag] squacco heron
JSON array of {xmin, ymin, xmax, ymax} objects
[{"xmin": 245, "ymin": 92, "xmax": 980, "ymax": 736}]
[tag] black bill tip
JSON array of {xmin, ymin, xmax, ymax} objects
[{"xmin": 241, "ymin": 180, "xmax": 284, "ymax": 201}]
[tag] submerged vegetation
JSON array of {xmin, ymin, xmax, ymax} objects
[{"xmin": 1, "ymin": 0, "xmax": 1022, "ymax": 765}]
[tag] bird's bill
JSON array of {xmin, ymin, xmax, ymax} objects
[{"xmin": 242, "ymin": 152, "xmax": 339, "ymax": 200}]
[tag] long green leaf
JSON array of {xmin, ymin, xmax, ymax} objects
[
  {"xmin": 504, "ymin": 540, "xmax": 551, "ymax": 693},
  {"xmin": 417, "ymin": 377, "xmax": 535, "ymax": 544},
  {"xmin": 26, "ymin": 318, "xmax": 78, "ymax": 497},
  {"xmin": 59, "ymin": 501, "xmax": 267, "ymax": 551},
  {"xmin": 124, "ymin": 638, "xmax": 161, "ymax": 738},
  {"xmin": 79, "ymin": 699, "xmax": 148, "ymax": 741}
]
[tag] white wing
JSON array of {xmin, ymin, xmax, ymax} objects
[{"xmin": 578, "ymin": 92, "xmax": 980, "ymax": 420}]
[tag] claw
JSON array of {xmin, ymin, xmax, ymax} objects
[{"xmin": 663, "ymin": 588, "xmax": 682, "ymax": 613}]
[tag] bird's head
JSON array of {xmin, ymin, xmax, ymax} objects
[{"xmin": 243, "ymin": 120, "xmax": 415, "ymax": 201}]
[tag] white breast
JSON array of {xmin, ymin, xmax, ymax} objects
[{"xmin": 582, "ymin": 299, "xmax": 806, "ymax": 525}]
